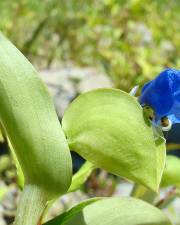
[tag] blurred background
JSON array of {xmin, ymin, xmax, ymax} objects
[
  {"xmin": 0, "ymin": 0, "xmax": 179, "ymax": 224},
  {"xmin": 0, "ymin": 0, "xmax": 179, "ymax": 89}
]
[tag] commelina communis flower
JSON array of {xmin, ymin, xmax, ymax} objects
[{"xmin": 139, "ymin": 68, "xmax": 180, "ymax": 131}]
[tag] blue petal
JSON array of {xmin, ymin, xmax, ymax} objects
[{"xmin": 139, "ymin": 68, "xmax": 180, "ymax": 122}]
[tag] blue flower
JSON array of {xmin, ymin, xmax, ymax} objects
[{"xmin": 139, "ymin": 68, "xmax": 180, "ymax": 130}]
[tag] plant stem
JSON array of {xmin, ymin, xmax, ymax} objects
[
  {"xmin": 14, "ymin": 184, "xmax": 48, "ymax": 225},
  {"xmin": 130, "ymin": 184, "xmax": 157, "ymax": 204},
  {"xmin": 155, "ymin": 186, "xmax": 176, "ymax": 209}
]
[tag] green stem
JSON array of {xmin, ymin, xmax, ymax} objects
[
  {"xmin": 14, "ymin": 184, "xmax": 48, "ymax": 225},
  {"xmin": 131, "ymin": 184, "xmax": 157, "ymax": 204}
]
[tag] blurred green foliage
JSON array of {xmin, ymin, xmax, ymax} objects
[{"xmin": 0, "ymin": 0, "xmax": 179, "ymax": 90}]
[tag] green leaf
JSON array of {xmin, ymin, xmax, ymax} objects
[
  {"xmin": 161, "ymin": 155, "xmax": 180, "ymax": 188},
  {"xmin": 0, "ymin": 129, "xmax": 4, "ymax": 142},
  {"xmin": 68, "ymin": 161, "xmax": 95, "ymax": 193},
  {"xmin": 0, "ymin": 33, "xmax": 72, "ymax": 198},
  {"xmin": 44, "ymin": 197, "xmax": 171, "ymax": 225},
  {"xmin": 44, "ymin": 198, "xmax": 102, "ymax": 225},
  {"xmin": 8, "ymin": 139, "xmax": 24, "ymax": 189},
  {"xmin": 62, "ymin": 88, "xmax": 166, "ymax": 191},
  {"xmin": 0, "ymin": 126, "xmax": 4, "ymax": 143}
]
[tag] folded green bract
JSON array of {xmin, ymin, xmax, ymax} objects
[{"xmin": 62, "ymin": 88, "xmax": 166, "ymax": 191}]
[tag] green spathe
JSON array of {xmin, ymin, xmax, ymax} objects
[{"xmin": 62, "ymin": 88, "xmax": 166, "ymax": 191}]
